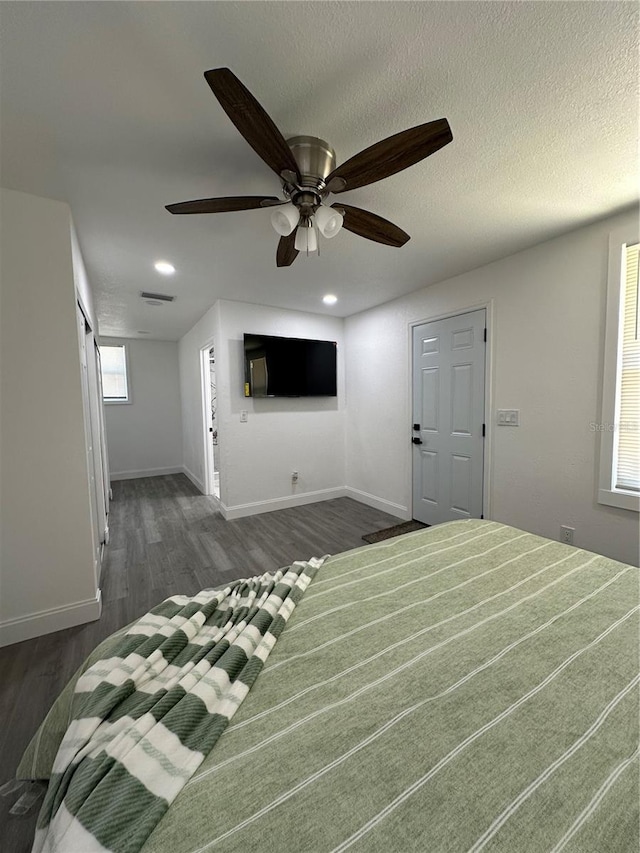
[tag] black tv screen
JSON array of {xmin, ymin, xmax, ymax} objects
[{"xmin": 243, "ymin": 333, "xmax": 337, "ymax": 397}]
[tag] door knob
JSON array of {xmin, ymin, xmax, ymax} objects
[{"xmin": 412, "ymin": 437, "xmax": 423, "ymax": 445}]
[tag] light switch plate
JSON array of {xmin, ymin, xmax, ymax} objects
[
  {"xmin": 497, "ymin": 409, "xmax": 519, "ymax": 426},
  {"xmin": 240, "ymin": 410, "xmax": 248, "ymax": 423}
]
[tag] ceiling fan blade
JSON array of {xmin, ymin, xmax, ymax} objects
[
  {"xmin": 166, "ymin": 196, "xmax": 280, "ymax": 215},
  {"xmin": 204, "ymin": 68, "xmax": 300, "ymax": 181},
  {"xmin": 333, "ymin": 203, "xmax": 410, "ymax": 247},
  {"xmin": 276, "ymin": 231, "xmax": 299, "ymax": 267},
  {"xmin": 326, "ymin": 118, "xmax": 452, "ymax": 193}
]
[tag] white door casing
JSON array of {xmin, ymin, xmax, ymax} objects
[{"xmin": 412, "ymin": 309, "xmax": 486, "ymax": 525}]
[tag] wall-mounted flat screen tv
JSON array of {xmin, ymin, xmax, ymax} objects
[{"xmin": 243, "ymin": 333, "xmax": 337, "ymax": 397}]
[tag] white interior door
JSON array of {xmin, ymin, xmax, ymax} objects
[
  {"xmin": 86, "ymin": 330, "xmax": 107, "ymax": 541},
  {"xmin": 77, "ymin": 304, "xmax": 102, "ymax": 585},
  {"xmin": 94, "ymin": 343, "xmax": 111, "ymax": 512},
  {"xmin": 412, "ymin": 309, "xmax": 486, "ymax": 525}
]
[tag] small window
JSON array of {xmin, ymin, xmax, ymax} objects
[
  {"xmin": 598, "ymin": 229, "xmax": 639, "ymax": 511},
  {"xmin": 100, "ymin": 345, "xmax": 129, "ymax": 403}
]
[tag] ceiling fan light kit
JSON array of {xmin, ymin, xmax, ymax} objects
[
  {"xmin": 315, "ymin": 204, "xmax": 343, "ymax": 239},
  {"xmin": 270, "ymin": 202, "xmax": 300, "ymax": 236},
  {"xmin": 166, "ymin": 67, "xmax": 452, "ymax": 267},
  {"xmin": 294, "ymin": 219, "xmax": 318, "ymax": 255}
]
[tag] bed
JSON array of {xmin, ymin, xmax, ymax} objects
[{"xmin": 17, "ymin": 519, "xmax": 639, "ymax": 852}]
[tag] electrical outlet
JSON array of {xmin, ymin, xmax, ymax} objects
[
  {"xmin": 560, "ymin": 525, "xmax": 575, "ymax": 546},
  {"xmin": 240, "ymin": 410, "xmax": 248, "ymax": 423},
  {"xmin": 291, "ymin": 471, "xmax": 299, "ymax": 483}
]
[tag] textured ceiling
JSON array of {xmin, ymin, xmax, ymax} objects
[{"xmin": 1, "ymin": 1, "xmax": 637, "ymax": 339}]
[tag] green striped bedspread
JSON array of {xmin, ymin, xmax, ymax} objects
[
  {"xmin": 20, "ymin": 519, "xmax": 639, "ymax": 852},
  {"xmin": 140, "ymin": 519, "xmax": 639, "ymax": 853}
]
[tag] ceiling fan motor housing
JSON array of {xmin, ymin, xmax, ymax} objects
[
  {"xmin": 284, "ymin": 136, "xmax": 336, "ymax": 217},
  {"xmin": 287, "ymin": 136, "xmax": 336, "ymax": 187}
]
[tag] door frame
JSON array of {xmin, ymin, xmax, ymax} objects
[
  {"xmin": 408, "ymin": 300, "xmax": 495, "ymax": 521},
  {"xmin": 199, "ymin": 339, "xmax": 219, "ymax": 500}
]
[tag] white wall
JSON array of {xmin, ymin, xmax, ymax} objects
[
  {"xmin": 70, "ymin": 221, "xmax": 97, "ymax": 331},
  {"xmin": 179, "ymin": 300, "xmax": 345, "ymax": 516},
  {"xmin": 345, "ymin": 208, "xmax": 640, "ymax": 566},
  {"xmin": 0, "ymin": 188, "xmax": 101, "ymax": 645},
  {"xmin": 102, "ymin": 337, "xmax": 183, "ymax": 479}
]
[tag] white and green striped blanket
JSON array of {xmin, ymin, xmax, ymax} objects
[{"xmin": 31, "ymin": 558, "xmax": 323, "ymax": 853}]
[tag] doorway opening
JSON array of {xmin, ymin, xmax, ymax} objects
[{"xmin": 201, "ymin": 343, "xmax": 220, "ymax": 500}]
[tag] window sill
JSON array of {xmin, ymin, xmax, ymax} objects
[
  {"xmin": 598, "ymin": 488, "xmax": 640, "ymax": 512},
  {"xmin": 104, "ymin": 399, "xmax": 131, "ymax": 405}
]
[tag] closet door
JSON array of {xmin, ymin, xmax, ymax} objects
[
  {"xmin": 77, "ymin": 303, "xmax": 101, "ymax": 585},
  {"xmin": 94, "ymin": 343, "xmax": 111, "ymax": 519},
  {"xmin": 85, "ymin": 330, "xmax": 108, "ymax": 543}
]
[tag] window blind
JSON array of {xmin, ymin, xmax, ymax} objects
[
  {"xmin": 615, "ymin": 242, "xmax": 639, "ymax": 491},
  {"xmin": 100, "ymin": 345, "xmax": 129, "ymax": 401}
]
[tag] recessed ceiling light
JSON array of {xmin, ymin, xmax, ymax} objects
[
  {"xmin": 154, "ymin": 260, "xmax": 175, "ymax": 275},
  {"xmin": 323, "ymin": 294, "xmax": 338, "ymax": 305}
]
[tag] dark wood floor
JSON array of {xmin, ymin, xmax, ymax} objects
[{"xmin": 0, "ymin": 474, "xmax": 398, "ymax": 850}]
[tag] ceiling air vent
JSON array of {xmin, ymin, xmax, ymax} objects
[{"xmin": 140, "ymin": 291, "xmax": 175, "ymax": 302}]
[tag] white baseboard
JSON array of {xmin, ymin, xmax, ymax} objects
[
  {"xmin": 0, "ymin": 589, "xmax": 102, "ymax": 648},
  {"xmin": 221, "ymin": 487, "xmax": 347, "ymax": 520},
  {"xmin": 344, "ymin": 487, "xmax": 410, "ymax": 520},
  {"xmin": 110, "ymin": 466, "xmax": 183, "ymax": 481},
  {"xmin": 182, "ymin": 466, "xmax": 206, "ymax": 494}
]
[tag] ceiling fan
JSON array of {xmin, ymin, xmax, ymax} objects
[{"xmin": 166, "ymin": 68, "xmax": 452, "ymax": 267}]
